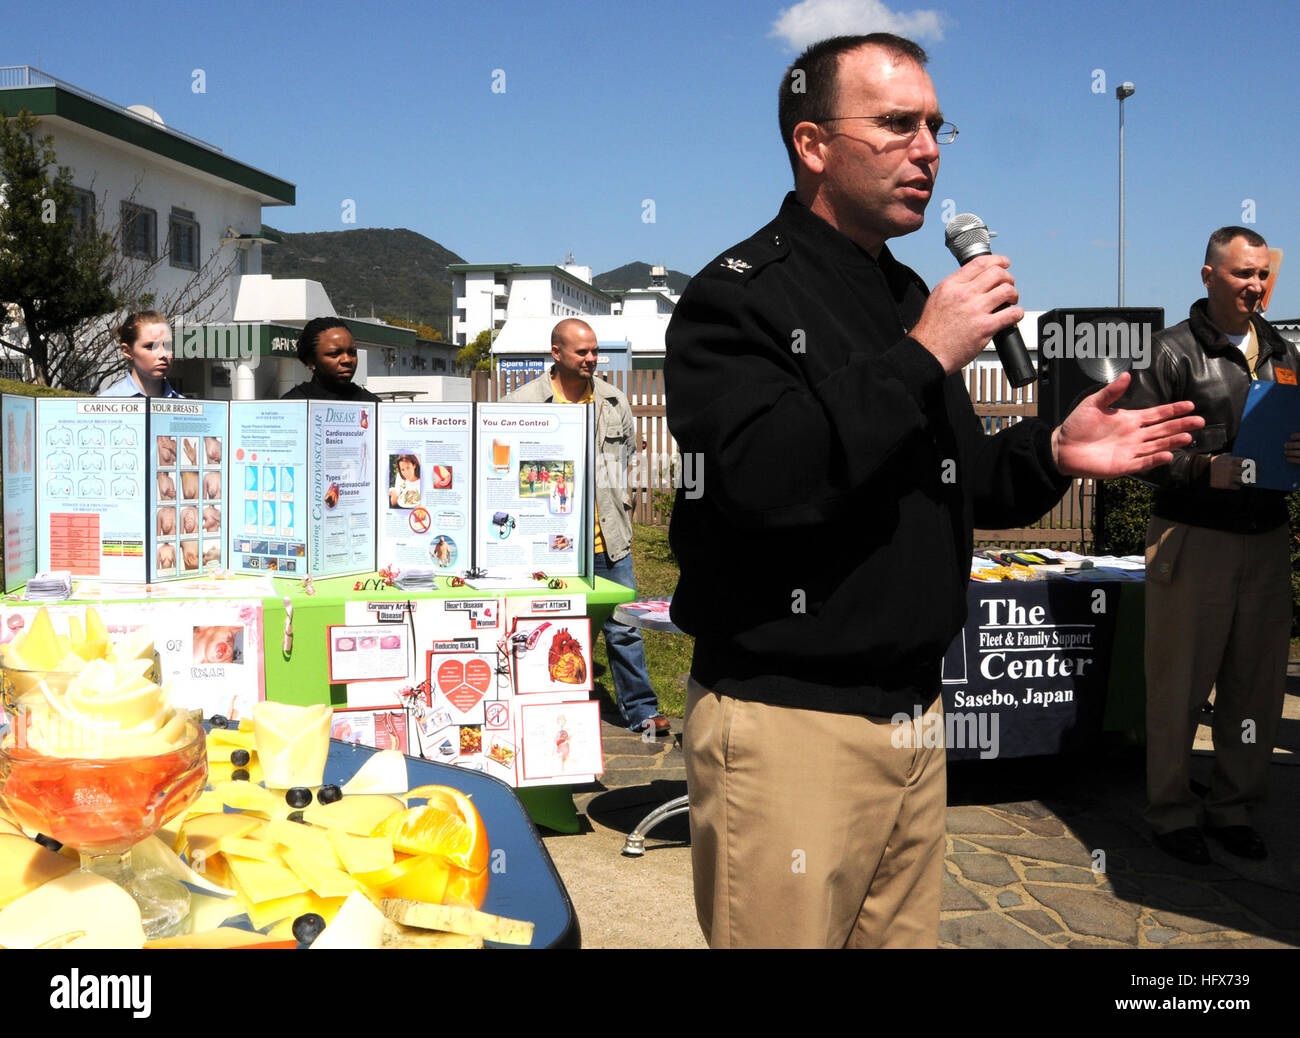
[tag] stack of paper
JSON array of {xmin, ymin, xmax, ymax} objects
[
  {"xmin": 393, "ymin": 567, "xmax": 439, "ymax": 591},
  {"xmin": 23, "ymin": 571, "xmax": 73, "ymax": 600}
]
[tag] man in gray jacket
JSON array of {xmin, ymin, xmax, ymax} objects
[{"xmin": 504, "ymin": 319, "xmax": 669, "ymax": 734}]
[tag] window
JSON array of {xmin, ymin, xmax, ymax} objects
[
  {"xmin": 169, "ymin": 208, "xmax": 199, "ymax": 270},
  {"xmin": 120, "ymin": 202, "xmax": 156, "ymax": 259},
  {"xmin": 69, "ymin": 187, "xmax": 95, "ymax": 236}
]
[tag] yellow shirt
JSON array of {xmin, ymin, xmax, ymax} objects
[{"xmin": 551, "ymin": 376, "xmax": 603, "ymax": 554}]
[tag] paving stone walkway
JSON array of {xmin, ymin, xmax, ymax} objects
[{"xmin": 547, "ymin": 672, "xmax": 1300, "ymax": 949}]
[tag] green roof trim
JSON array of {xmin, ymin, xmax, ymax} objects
[
  {"xmin": 340, "ymin": 318, "xmax": 415, "ymax": 348},
  {"xmin": 1, "ymin": 84, "xmax": 295, "ymax": 205}
]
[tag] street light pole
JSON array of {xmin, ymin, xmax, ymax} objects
[{"xmin": 1116, "ymin": 81, "xmax": 1135, "ymax": 306}]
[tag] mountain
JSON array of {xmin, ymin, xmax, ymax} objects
[
  {"xmin": 259, "ymin": 227, "xmax": 466, "ymax": 334},
  {"xmin": 593, "ymin": 262, "xmax": 691, "ymax": 295}
]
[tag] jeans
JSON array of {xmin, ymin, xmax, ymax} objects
[{"xmin": 594, "ymin": 551, "xmax": 661, "ymax": 729}]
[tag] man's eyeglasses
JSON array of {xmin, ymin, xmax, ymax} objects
[{"xmin": 818, "ymin": 114, "xmax": 958, "ymax": 145}]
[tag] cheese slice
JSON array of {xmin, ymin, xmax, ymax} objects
[
  {"xmin": 264, "ymin": 818, "xmax": 341, "ymax": 867},
  {"xmin": 0, "ymin": 872, "xmax": 145, "ymax": 949},
  {"xmin": 187, "ymin": 891, "xmax": 247, "ymax": 933},
  {"xmin": 0, "ymin": 833, "xmax": 78, "ymax": 908},
  {"xmin": 145, "ymin": 927, "xmax": 297, "ymax": 949},
  {"xmin": 225, "ymin": 855, "xmax": 308, "ymax": 904},
  {"xmin": 213, "ymin": 780, "xmax": 283, "ymax": 818},
  {"xmin": 239, "ymin": 889, "xmax": 344, "ymax": 932},
  {"xmin": 281, "ymin": 848, "xmax": 359, "ymax": 899},
  {"xmin": 341, "ymin": 749, "xmax": 408, "ymax": 795},
  {"xmin": 219, "ymin": 835, "xmax": 280, "ymax": 863},
  {"xmin": 207, "ymin": 727, "xmax": 258, "ymax": 750},
  {"xmin": 180, "ymin": 812, "xmax": 265, "ymax": 864},
  {"xmin": 206, "ymin": 760, "xmax": 265, "ymax": 785},
  {"xmin": 328, "ymin": 829, "xmax": 395, "ymax": 874},
  {"xmin": 302, "ymin": 795, "xmax": 404, "ymax": 836},
  {"xmin": 311, "ymin": 890, "xmax": 388, "ymax": 950}
]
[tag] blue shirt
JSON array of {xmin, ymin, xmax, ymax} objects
[{"xmin": 100, "ymin": 374, "xmax": 183, "ymax": 398}]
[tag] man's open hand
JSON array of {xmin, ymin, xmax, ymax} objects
[{"xmin": 1050, "ymin": 372, "xmax": 1204, "ymax": 478}]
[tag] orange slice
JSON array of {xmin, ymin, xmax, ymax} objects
[
  {"xmin": 354, "ymin": 854, "xmax": 450, "ymax": 904},
  {"xmin": 373, "ymin": 801, "xmax": 488, "ymax": 874},
  {"xmin": 443, "ymin": 864, "xmax": 489, "ymax": 910},
  {"xmin": 398, "ymin": 786, "xmax": 488, "ymax": 874}
]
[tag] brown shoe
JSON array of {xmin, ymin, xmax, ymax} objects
[{"xmin": 650, "ymin": 714, "xmax": 671, "ymax": 736}]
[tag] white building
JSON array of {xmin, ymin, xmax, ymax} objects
[
  {"xmin": 450, "ymin": 262, "xmax": 615, "ymax": 346},
  {"xmin": 0, "ymin": 67, "xmax": 465, "ymax": 401},
  {"xmin": 450, "ymin": 259, "xmax": 676, "ymax": 385},
  {"xmin": 0, "ymin": 67, "xmax": 292, "ymax": 392}
]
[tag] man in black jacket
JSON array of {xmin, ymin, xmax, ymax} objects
[
  {"xmin": 664, "ymin": 33, "xmax": 1204, "ymax": 948},
  {"xmin": 1122, "ymin": 227, "xmax": 1300, "ymax": 864}
]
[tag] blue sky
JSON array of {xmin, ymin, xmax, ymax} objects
[{"xmin": 10, "ymin": 0, "xmax": 1300, "ymax": 321}]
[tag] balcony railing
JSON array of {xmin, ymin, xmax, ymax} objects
[{"xmin": 0, "ymin": 65, "xmax": 224, "ymax": 154}]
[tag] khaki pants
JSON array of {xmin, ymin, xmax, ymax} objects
[
  {"xmin": 1143, "ymin": 518, "xmax": 1291, "ymax": 833},
  {"xmin": 684, "ymin": 677, "xmax": 946, "ymax": 948}
]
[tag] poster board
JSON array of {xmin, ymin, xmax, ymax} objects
[
  {"xmin": 148, "ymin": 399, "xmax": 229, "ymax": 579},
  {"xmin": 473, "ymin": 403, "xmax": 592, "ymax": 582},
  {"xmin": 1, "ymin": 394, "xmax": 37, "ymax": 591},
  {"xmin": 307, "ymin": 401, "xmax": 376, "ymax": 578},
  {"xmin": 36, "ymin": 398, "xmax": 148, "ymax": 581},
  {"xmin": 229, "ymin": 400, "xmax": 309, "ymax": 576},
  {"xmin": 375, "ymin": 403, "xmax": 472, "ymax": 574}
]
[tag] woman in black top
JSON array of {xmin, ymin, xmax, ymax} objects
[{"xmin": 281, "ymin": 317, "xmax": 381, "ymax": 402}]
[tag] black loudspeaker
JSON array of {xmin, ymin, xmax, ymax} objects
[{"xmin": 1035, "ymin": 307, "xmax": 1164, "ymax": 428}]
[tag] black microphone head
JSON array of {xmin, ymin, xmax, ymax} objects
[{"xmin": 945, "ymin": 212, "xmax": 992, "ymax": 264}]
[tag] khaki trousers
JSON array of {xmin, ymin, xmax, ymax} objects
[
  {"xmin": 1143, "ymin": 518, "xmax": 1291, "ymax": 833},
  {"xmin": 684, "ymin": 677, "xmax": 946, "ymax": 948}
]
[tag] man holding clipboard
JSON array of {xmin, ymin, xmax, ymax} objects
[{"xmin": 1122, "ymin": 226, "xmax": 1300, "ymax": 864}]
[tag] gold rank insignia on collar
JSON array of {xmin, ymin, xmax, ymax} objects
[{"xmin": 721, "ymin": 257, "xmax": 751, "ymax": 273}]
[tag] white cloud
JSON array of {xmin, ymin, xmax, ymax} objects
[{"xmin": 770, "ymin": 0, "xmax": 947, "ymax": 50}]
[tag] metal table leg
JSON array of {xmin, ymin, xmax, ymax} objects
[{"xmin": 621, "ymin": 794, "xmax": 690, "ymax": 856}]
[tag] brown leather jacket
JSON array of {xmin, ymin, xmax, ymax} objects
[{"xmin": 1121, "ymin": 299, "xmax": 1300, "ymax": 533}]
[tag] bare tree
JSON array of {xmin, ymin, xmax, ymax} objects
[
  {"xmin": 0, "ymin": 111, "xmax": 239, "ymax": 392},
  {"xmin": 59, "ymin": 177, "xmax": 239, "ymax": 392}
]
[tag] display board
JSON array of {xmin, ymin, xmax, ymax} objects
[
  {"xmin": 16, "ymin": 399, "xmax": 592, "ymax": 585},
  {"xmin": 228, "ymin": 401, "xmax": 309, "ymax": 576},
  {"xmin": 473, "ymin": 402, "xmax": 592, "ymax": 581},
  {"xmin": 333, "ymin": 588, "xmax": 599, "ymax": 788},
  {"xmin": 1, "ymin": 394, "xmax": 37, "ymax": 591},
  {"xmin": 148, "ymin": 399, "xmax": 229, "ymax": 579},
  {"xmin": 307, "ymin": 401, "xmax": 377, "ymax": 577},
  {"xmin": 375, "ymin": 403, "xmax": 473, "ymax": 574},
  {"xmin": 36, "ymin": 398, "xmax": 148, "ymax": 581}
]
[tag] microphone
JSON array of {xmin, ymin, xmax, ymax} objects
[{"xmin": 944, "ymin": 213, "xmax": 1036, "ymax": 388}]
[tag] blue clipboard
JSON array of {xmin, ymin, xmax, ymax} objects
[{"xmin": 1234, "ymin": 381, "xmax": 1300, "ymax": 491}]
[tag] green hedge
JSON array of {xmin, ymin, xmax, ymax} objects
[
  {"xmin": 0, "ymin": 377, "xmax": 79, "ymax": 399},
  {"xmin": 1096, "ymin": 477, "xmax": 1300, "ymax": 636}
]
